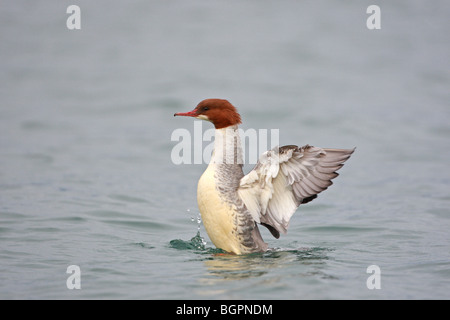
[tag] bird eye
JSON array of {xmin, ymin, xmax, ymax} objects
[{"xmin": 203, "ymin": 107, "xmax": 209, "ymax": 111}]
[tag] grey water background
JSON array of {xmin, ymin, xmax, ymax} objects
[{"xmin": 0, "ymin": 0, "xmax": 449, "ymax": 299}]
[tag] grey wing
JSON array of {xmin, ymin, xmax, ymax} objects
[{"xmin": 238, "ymin": 145, "xmax": 355, "ymax": 238}]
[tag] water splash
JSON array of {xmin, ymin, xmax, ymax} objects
[
  {"xmin": 169, "ymin": 231, "xmax": 207, "ymax": 251},
  {"xmin": 190, "ymin": 231, "xmax": 207, "ymax": 250},
  {"xmin": 170, "ymin": 209, "xmax": 210, "ymax": 252},
  {"xmin": 189, "ymin": 209, "xmax": 204, "ymax": 233}
]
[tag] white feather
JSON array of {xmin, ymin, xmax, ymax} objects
[{"xmin": 238, "ymin": 145, "xmax": 354, "ymax": 235}]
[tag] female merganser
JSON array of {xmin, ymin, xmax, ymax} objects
[{"xmin": 174, "ymin": 99, "xmax": 354, "ymax": 254}]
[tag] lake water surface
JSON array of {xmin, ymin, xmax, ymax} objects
[{"xmin": 0, "ymin": 0, "xmax": 449, "ymax": 299}]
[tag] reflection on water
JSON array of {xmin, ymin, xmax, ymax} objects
[
  {"xmin": 171, "ymin": 234, "xmax": 333, "ymax": 282},
  {"xmin": 202, "ymin": 247, "xmax": 333, "ymax": 282}
]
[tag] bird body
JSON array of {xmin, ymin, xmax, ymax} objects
[{"xmin": 175, "ymin": 99, "xmax": 354, "ymax": 254}]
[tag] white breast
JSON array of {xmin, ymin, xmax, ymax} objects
[{"xmin": 197, "ymin": 163, "xmax": 244, "ymax": 254}]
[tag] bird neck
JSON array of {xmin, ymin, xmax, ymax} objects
[{"xmin": 211, "ymin": 125, "xmax": 243, "ymax": 166}]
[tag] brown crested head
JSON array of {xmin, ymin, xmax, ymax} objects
[{"xmin": 174, "ymin": 99, "xmax": 242, "ymax": 129}]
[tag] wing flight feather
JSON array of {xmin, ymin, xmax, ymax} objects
[{"xmin": 238, "ymin": 145, "xmax": 354, "ymax": 237}]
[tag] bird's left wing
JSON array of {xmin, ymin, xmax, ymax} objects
[{"xmin": 237, "ymin": 145, "xmax": 354, "ymax": 238}]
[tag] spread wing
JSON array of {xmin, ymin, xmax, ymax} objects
[{"xmin": 237, "ymin": 145, "xmax": 355, "ymax": 238}]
